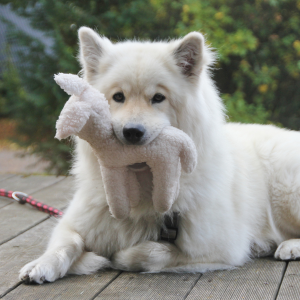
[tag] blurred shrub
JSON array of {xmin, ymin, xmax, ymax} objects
[
  {"xmin": 175, "ymin": 0, "xmax": 300, "ymax": 128},
  {"xmin": 1, "ymin": 0, "xmax": 300, "ymax": 174},
  {"xmin": 1, "ymin": 0, "xmax": 182, "ymax": 174}
]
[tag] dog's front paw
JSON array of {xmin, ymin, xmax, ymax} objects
[
  {"xmin": 19, "ymin": 255, "xmax": 66, "ymax": 284},
  {"xmin": 275, "ymin": 239, "xmax": 300, "ymax": 260}
]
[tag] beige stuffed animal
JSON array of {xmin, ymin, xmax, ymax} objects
[{"xmin": 54, "ymin": 73, "xmax": 197, "ymax": 219}]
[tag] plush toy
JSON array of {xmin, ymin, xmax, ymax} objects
[{"xmin": 54, "ymin": 73, "xmax": 197, "ymax": 219}]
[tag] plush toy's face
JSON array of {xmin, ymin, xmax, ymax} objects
[{"xmin": 79, "ymin": 28, "xmax": 206, "ymax": 151}]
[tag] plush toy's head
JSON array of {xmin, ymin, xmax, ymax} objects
[{"xmin": 55, "ymin": 73, "xmax": 197, "ymax": 219}]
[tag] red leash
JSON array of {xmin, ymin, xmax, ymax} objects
[
  {"xmin": 0, "ymin": 190, "xmax": 180, "ymax": 241},
  {"xmin": 0, "ymin": 189, "xmax": 63, "ymax": 217}
]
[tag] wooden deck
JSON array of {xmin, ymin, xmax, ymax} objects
[{"xmin": 0, "ymin": 174, "xmax": 299, "ymax": 299}]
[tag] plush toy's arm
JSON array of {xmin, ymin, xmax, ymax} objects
[
  {"xmin": 179, "ymin": 134, "xmax": 197, "ymax": 174},
  {"xmin": 158, "ymin": 126, "xmax": 197, "ymax": 174},
  {"xmin": 148, "ymin": 127, "xmax": 197, "ymax": 214}
]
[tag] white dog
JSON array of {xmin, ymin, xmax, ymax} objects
[{"xmin": 19, "ymin": 27, "xmax": 300, "ymax": 284}]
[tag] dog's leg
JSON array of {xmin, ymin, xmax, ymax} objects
[
  {"xmin": 19, "ymin": 220, "xmax": 90, "ymax": 284},
  {"xmin": 275, "ymin": 239, "xmax": 300, "ymax": 260},
  {"xmin": 112, "ymin": 241, "xmax": 182, "ymax": 272}
]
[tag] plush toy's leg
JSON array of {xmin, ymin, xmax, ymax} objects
[
  {"xmin": 127, "ymin": 170, "xmax": 141, "ymax": 208},
  {"xmin": 150, "ymin": 161, "xmax": 181, "ymax": 213},
  {"xmin": 100, "ymin": 166, "xmax": 131, "ymax": 219}
]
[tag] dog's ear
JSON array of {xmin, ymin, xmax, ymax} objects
[
  {"xmin": 78, "ymin": 27, "xmax": 111, "ymax": 80},
  {"xmin": 173, "ymin": 32, "xmax": 212, "ymax": 79}
]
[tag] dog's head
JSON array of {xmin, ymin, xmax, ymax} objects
[{"xmin": 78, "ymin": 27, "xmax": 214, "ymax": 145}]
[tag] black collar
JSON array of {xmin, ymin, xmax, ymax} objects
[{"xmin": 160, "ymin": 212, "xmax": 180, "ymax": 243}]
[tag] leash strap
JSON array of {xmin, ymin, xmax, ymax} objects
[
  {"xmin": 0, "ymin": 189, "xmax": 63, "ymax": 217},
  {"xmin": 160, "ymin": 212, "xmax": 180, "ymax": 243},
  {"xmin": 1, "ymin": 189, "xmax": 179, "ymax": 240}
]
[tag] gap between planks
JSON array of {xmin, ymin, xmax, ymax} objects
[
  {"xmin": 0, "ymin": 176, "xmax": 70, "ymax": 246},
  {"xmin": 0, "ymin": 174, "xmax": 17, "ymax": 183},
  {"xmin": 274, "ymin": 261, "xmax": 288, "ymax": 300},
  {"xmin": 89, "ymin": 271, "xmax": 123, "ymax": 300}
]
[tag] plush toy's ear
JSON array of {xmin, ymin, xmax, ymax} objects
[
  {"xmin": 78, "ymin": 27, "xmax": 112, "ymax": 82},
  {"xmin": 173, "ymin": 32, "xmax": 214, "ymax": 80},
  {"xmin": 54, "ymin": 73, "xmax": 89, "ymax": 96},
  {"xmin": 55, "ymin": 95, "xmax": 91, "ymax": 140}
]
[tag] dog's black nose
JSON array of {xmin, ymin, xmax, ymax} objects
[{"xmin": 123, "ymin": 124, "xmax": 145, "ymax": 144}]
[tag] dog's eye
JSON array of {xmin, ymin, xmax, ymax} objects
[
  {"xmin": 113, "ymin": 92, "xmax": 125, "ymax": 103},
  {"xmin": 152, "ymin": 93, "xmax": 166, "ymax": 104}
]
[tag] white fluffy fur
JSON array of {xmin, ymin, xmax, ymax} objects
[
  {"xmin": 20, "ymin": 27, "xmax": 300, "ymax": 284},
  {"xmin": 54, "ymin": 73, "xmax": 197, "ymax": 219}
]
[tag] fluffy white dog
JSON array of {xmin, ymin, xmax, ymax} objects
[{"xmin": 20, "ymin": 27, "xmax": 300, "ymax": 284}]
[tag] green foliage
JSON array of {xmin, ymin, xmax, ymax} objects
[
  {"xmin": 1, "ymin": 0, "xmax": 300, "ymax": 174},
  {"xmin": 0, "ymin": 79, "xmax": 8, "ymax": 117},
  {"xmin": 223, "ymin": 91, "xmax": 270, "ymax": 124},
  {"xmin": 175, "ymin": 0, "xmax": 300, "ymax": 128},
  {"xmin": 2, "ymin": 44, "xmax": 73, "ymax": 174}
]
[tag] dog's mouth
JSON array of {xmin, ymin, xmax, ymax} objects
[{"xmin": 127, "ymin": 162, "xmax": 149, "ymax": 172}]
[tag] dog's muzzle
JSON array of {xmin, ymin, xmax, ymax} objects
[{"xmin": 123, "ymin": 124, "xmax": 146, "ymax": 144}]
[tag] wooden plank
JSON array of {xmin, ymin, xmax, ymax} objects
[
  {"xmin": 95, "ymin": 272, "xmax": 201, "ymax": 299},
  {"xmin": 276, "ymin": 261, "xmax": 300, "ymax": 299},
  {"xmin": 0, "ymin": 175, "xmax": 64, "ymax": 209},
  {"xmin": 0, "ymin": 175, "xmax": 63, "ymax": 193},
  {"xmin": 0, "ymin": 174, "xmax": 16, "ymax": 182},
  {"xmin": 0, "ymin": 176, "xmax": 73, "ymax": 245},
  {"xmin": 3, "ymin": 271, "xmax": 121, "ymax": 300},
  {"xmin": 0, "ymin": 216, "xmax": 120, "ymax": 299},
  {"xmin": 0, "ymin": 218, "xmax": 57, "ymax": 297},
  {"xmin": 185, "ymin": 258, "xmax": 286, "ymax": 300}
]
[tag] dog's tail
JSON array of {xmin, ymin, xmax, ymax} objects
[{"xmin": 68, "ymin": 251, "xmax": 111, "ymax": 275}]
